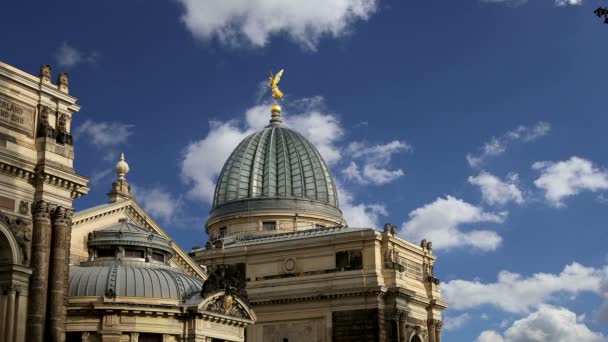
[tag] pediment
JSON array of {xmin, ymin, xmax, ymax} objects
[
  {"xmin": 199, "ymin": 290, "xmax": 256, "ymax": 322},
  {"xmin": 72, "ymin": 199, "xmax": 205, "ymax": 279}
]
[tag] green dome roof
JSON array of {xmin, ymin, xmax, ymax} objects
[{"xmin": 210, "ymin": 124, "xmax": 343, "ymax": 222}]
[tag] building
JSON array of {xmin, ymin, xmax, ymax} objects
[
  {"xmin": 0, "ymin": 60, "xmax": 447, "ymax": 341},
  {"xmin": 65, "ymin": 157, "xmax": 256, "ymax": 342},
  {"xmin": 190, "ymin": 103, "xmax": 448, "ymax": 342},
  {"xmin": 0, "ymin": 61, "xmax": 89, "ymax": 342},
  {"xmin": 0, "ymin": 61, "xmax": 256, "ymax": 342}
]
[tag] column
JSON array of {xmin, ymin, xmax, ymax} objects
[
  {"xmin": 27, "ymin": 200, "xmax": 53, "ymax": 341},
  {"xmin": 0, "ymin": 290, "xmax": 6, "ymax": 339},
  {"xmin": 427, "ymin": 320, "xmax": 436, "ymax": 342},
  {"xmin": 15, "ymin": 289, "xmax": 29, "ymax": 342},
  {"xmin": 435, "ymin": 321, "xmax": 443, "ymax": 342},
  {"xmin": 399, "ymin": 318, "xmax": 406, "ymax": 342},
  {"xmin": 5, "ymin": 286, "xmax": 16, "ymax": 342},
  {"xmin": 47, "ymin": 206, "xmax": 73, "ymax": 342}
]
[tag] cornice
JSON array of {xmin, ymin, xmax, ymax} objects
[
  {"xmin": 250, "ymin": 288, "xmax": 386, "ymax": 306},
  {"xmin": 0, "ymin": 62, "xmax": 80, "ymax": 107}
]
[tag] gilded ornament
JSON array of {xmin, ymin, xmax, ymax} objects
[{"xmin": 268, "ymin": 69, "xmax": 285, "ymax": 103}]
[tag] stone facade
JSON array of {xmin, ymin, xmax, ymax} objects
[
  {"xmin": 191, "ymin": 107, "xmax": 448, "ymax": 342},
  {"xmin": 0, "ymin": 61, "xmax": 89, "ymax": 341},
  {"xmin": 65, "ymin": 155, "xmax": 256, "ymax": 341}
]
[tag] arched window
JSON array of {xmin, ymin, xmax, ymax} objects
[{"xmin": 410, "ymin": 335, "xmax": 423, "ymax": 342}]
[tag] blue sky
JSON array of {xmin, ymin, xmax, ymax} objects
[{"xmin": 4, "ymin": 0, "xmax": 608, "ymax": 340}]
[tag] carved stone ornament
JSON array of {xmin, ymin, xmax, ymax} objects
[
  {"xmin": 52, "ymin": 206, "xmax": 74, "ymax": 226},
  {"xmin": 201, "ymin": 263, "xmax": 247, "ymax": 300},
  {"xmin": 55, "ymin": 114, "xmax": 73, "ymax": 145},
  {"xmin": 0, "ymin": 210, "xmax": 31, "ymax": 264},
  {"xmin": 57, "ymin": 72, "xmax": 69, "ymax": 87},
  {"xmin": 18, "ymin": 200, "xmax": 28, "ymax": 215},
  {"xmin": 39, "ymin": 64, "xmax": 51, "ymax": 82},
  {"xmin": 283, "ymin": 257, "xmax": 296, "ymax": 273},
  {"xmin": 32, "ymin": 200, "xmax": 55, "ymax": 220},
  {"xmin": 37, "ymin": 106, "xmax": 56, "ymax": 139},
  {"xmin": 206, "ymin": 294, "xmax": 247, "ymax": 319}
]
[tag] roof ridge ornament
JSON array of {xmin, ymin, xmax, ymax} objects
[
  {"xmin": 108, "ymin": 152, "xmax": 134, "ymax": 202},
  {"xmin": 268, "ymin": 68, "xmax": 285, "ymax": 126}
]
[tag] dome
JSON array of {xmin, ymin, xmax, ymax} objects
[
  {"xmin": 210, "ymin": 124, "xmax": 343, "ymax": 223},
  {"xmin": 69, "ymin": 219, "xmax": 204, "ymax": 301},
  {"xmin": 69, "ymin": 265, "xmax": 204, "ymax": 300}
]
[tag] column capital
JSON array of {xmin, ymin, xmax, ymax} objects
[
  {"xmin": 51, "ymin": 206, "xmax": 74, "ymax": 226},
  {"xmin": 427, "ymin": 318, "xmax": 443, "ymax": 330},
  {"xmin": 32, "ymin": 200, "xmax": 55, "ymax": 220}
]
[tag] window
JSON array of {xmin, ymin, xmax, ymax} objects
[
  {"xmin": 125, "ymin": 249, "xmax": 144, "ymax": 258},
  {"xmin": 336, "ymin": 250, "xmax": 363, "ymax": 271},
  {"xmin": 139, "ymin": 334, "xmax": 163, "ymax": 342},
  {"xmin": 219, "ymin": 227, "xmax": 227, "ymax": 238},
  {"xmin": 151, "ymin": 252, "xmax": 165, "ymax": 263},
  {"xmin": 97, "ymin": 249, "xmax": 115, "ymax": 258},
  {"xmin": 315, "ymin": 224, "xmax": 326, "ymax": 229},
  {"xmin": 263, "ymin": 221, "xmax": 277, "ymax": 231}
]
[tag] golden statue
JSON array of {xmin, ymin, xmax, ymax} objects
[{"xmin": 268, "ymin": 69, "xmax": 285, "ymax": 103}]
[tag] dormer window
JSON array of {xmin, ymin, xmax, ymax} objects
[
  {"xmin": 97, "ymin": 249, "xmax": 115, "ymax": 258},
  {"xmin": 125, "ymin": 248, "xmax": 144, "ymax": 259},
  {"xmin": 263, "ymin": 221, "xmax": 277, "ymax": 231},
  {"xmin": 151, "ymin": 252, "xmax": 165, "ymax": 263}
]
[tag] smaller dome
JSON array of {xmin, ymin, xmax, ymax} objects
[
  {"xmin": 69, "ymin": 265, "xmax": 204, "ymax": 300},
  {"xmin": 70, "ymin": 219, "xmax": 205, "ymax": 301}
]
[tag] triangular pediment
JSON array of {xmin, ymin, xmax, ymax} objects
[{"xmin": 71, "ymin": 199, "xmax": 206, "ymax": 279}]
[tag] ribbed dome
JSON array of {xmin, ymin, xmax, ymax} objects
[
  {"xmin": 69, "ymin": 265, "xmax": 204, "ymax": 300},
  {"xmin": 210, "ymin": 125, "xmax": 343, "ymax": 222}
]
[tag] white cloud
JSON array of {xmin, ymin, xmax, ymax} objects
[
  {"xmin": 469, "ymin": 171, "xmax": 524, "ymax": 206},
  {"xmin": 181, "ymin": 120, "xmax": 254, "ymax": 203},
  {"xmin": 467, "ymin": 122, "xmax": 550, "ymax": 167},
  {"xmin": 480, "ymin": 0, "xmax": 581, "ymax": 7},
  {"xmin": 476, "ymin": 305, "xmax": 606, "ymax": 342},
  {"xmin": 443, "ymin": 313, "xmax": 470, "ymax": 331},
  {"xmin": 131, "ymin": 185, "xmax": 182, "ymax": 223},
  {"xmin": 441, "ymin": 262, "xmax": 604, "ymax": 313},
  {"xmin": 400, "ymin": 196, "xmax": 506, "ymax": 251},
  {"xmin": 342, "ymin": 140, "xmax": 410, "ymax": 185},
  {"xmin": 533, "ymin": 157, "xmax": 608, "ymax": 207},
  {"xmin": 287, "ymin": 109, "xmax": 344, "ymax": 165},
  {"xmin": 599, "ymin": 276, "xmax": 608, "ymax": 323},
  {"xmin": 477, "ymin": 330, "xmax": 506, "ymax": 342},
  {"xmin": 89, "ymin": 168, "xmax": 113, "ymax": 186},
  {"xmin": 74, "ymin": 120, "xmax": 134, "ymax": 147},
  {"xmin": 54, "ymin": 41, "xmax": 98, "ymax": 67},
  {"xmin": 337, "ymin": 183, "xmax": 386, "ymax": 228},
  {"xmin": 555, "ymin": 0, "xmax": 582, "ymax": 6},
  {"xmin": 176, "ymin": 0, "xmax": 378, "ymax": 50}
]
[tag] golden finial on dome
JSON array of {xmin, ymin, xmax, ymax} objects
[
  {"xmin": 268, "ymin": 69, "xmax": 285, "ymax": 103},
  {"xmin": 268, "ymin": 69, "xmax": 285, "ymax": 125}
]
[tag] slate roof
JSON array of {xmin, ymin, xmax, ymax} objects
[
  {"xmin": 221, "ymin": 226, "xmax": 373, "ymax": 248},
  {"xmin": 69, "ymin": 264, "xmax": 204, "ymax": 300}
]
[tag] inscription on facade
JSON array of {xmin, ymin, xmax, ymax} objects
[{"xmin": 0, "ymin": 94, "xmax": 35, "ymax": 136}]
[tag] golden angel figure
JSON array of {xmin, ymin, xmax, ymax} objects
[{"xmin": 269, "ymin": 69, "xmax": 284, "ymax": 102}]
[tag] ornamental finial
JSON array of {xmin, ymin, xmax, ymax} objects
[
  {"xmin": 268, "ymin": 68, "xmax": 285, "ymax": 126},
  {"xmin": 115, "ymin": 153, "xmax": 130, "ymax": 180}
]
